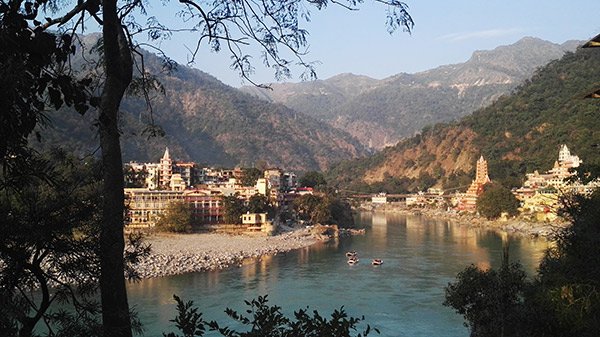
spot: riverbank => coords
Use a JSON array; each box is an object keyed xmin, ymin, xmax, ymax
[
  {"xmin": 359, "ymin": 203, "xmax": 568, "ymax": 238},
  {"xmin": 135, "ymin": 226, "xmax": 323, "ymax": 279}
]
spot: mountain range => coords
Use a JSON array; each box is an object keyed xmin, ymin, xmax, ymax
[
  {"xmin": 327, "ymin": 43, "xmax": 600, "ymax": 193},
  {"xmin": 36, "ymin": 36, "xmax": 585, "ymax": 173},
  {"xmin": 241, "ymin": 37, "xmax": 580, "ymax": 149},
  {"xmin": 36, "ymin": 36, "xmax": 367, "ymax": 171}
]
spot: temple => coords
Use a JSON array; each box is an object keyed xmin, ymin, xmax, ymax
[{"xmin": 457, "ymin": 156, "xmax": 491, "ymax": 211}]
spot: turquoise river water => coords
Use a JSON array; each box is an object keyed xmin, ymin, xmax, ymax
[{"xmin": 128, "ymin": 212, "xmax": 549, "ymax": 337}]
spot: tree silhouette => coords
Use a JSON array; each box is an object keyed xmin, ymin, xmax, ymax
[{"xmin": 1, "ymin": 1, "xmax": 413, "ymax": 336}]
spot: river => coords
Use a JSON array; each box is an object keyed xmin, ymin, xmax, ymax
[{"xmin": 128, "ymin": 212, "xmax": 549, "ymax": 337}]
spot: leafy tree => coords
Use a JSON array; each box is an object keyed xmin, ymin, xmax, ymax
[
  {"xmin": 3, "ymin": 2, "xmax": 413, "ymax": 336},
  {"xmin": 0, "ymin": 150, "xmax": 102, "ymax": 337},
  {"xmin": 293, "ymin": 193, "xmax": 354, "ymax": 227},
  {"xmin": 329, "ymin": 196, "xmax": 355, "ymax": 228},
  {"xmin": 528, "ymin": 190, "xmax": 600, "ymax": 336},
  {"xmin": 444, "ymin": 249, "xmax": 528, "ymax": 337},
  {"xmin": 247, "ymin": 194, "xmax": 271, "ymax": 214},
  {"xmin": 164, "ymin": 295, "xmax": 378, "ymax": 337},
  {"xmin": 241, "ymin": 168, "xmax": 262, "ymax": 187},
  {"xmin": 476, "ymin": 183, "xmax": 520, "ymax": 219},
  {"xmin": 294, "ymin": 194, "xmax": 328, "ymax": 224},
  {"xmin": 0, "ymin": 150, "xmax": 149, "ymax": 337},
  {"xmin": 156, "ymin": 201, "xmax": 193, "ymax": 233},
  {"xmin": 299, "ymin": 171, "xmax": 327, "ymax": 189},
  {"xmin": 222, "ymin": 195, "xmax": 245, "ymax": 224}
]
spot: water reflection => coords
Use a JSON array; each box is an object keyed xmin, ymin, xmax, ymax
[{"xmin": 128, "ymin": 212, "xmax": 549, "ymax": 337}]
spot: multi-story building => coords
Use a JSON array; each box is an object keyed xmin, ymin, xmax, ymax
[
  {"xmin": 125, "ymin": 188, "xmax": 224, "ymax": 227},
  {"xmin": 174, "ymin": 162, "xmax": 196, "ymax": 187},
  {"xmin": 185, "ymin": 190, "xmax": 223, "ymax": 224},
  {"xmin": 125, "ymin": 188, "xmax": 185, "ymax": 227}
]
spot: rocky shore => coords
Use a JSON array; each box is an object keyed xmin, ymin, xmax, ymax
[
  {"xmin": 135, "ymin": 227, "xmax": 322, "ymax": 279},
  {"xmin": 360, "ymin": 203, "xmax": 568, "ymax": 239}
]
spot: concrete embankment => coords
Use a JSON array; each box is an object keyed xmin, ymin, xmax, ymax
[{"xmin": 135, "ymin": 228, "xmax": 322, "ymax": 279}]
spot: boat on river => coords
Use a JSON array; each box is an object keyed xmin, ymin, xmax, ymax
[
  {"xmin": 345, "ymin": 251, "xmax": 357, "ymax": 257},
  {"xmin": 347, "ymin": 257, "xmax": 359, "ymax": 265},
  {"xmin": 371, "ymin": 259, "xmax": 383, "ymax": 266}
]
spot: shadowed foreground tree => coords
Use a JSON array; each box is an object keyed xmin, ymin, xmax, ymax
[
  {"xmin": 2, "ymin": 1, "xmax": 413, "ymax": 336},
  {"xmin": 0, "ymin": 149, "xmax": 149, "ymax": 337},
  {"xmin": 163, "ymin": 295, "xmax": 379, "ymax": 337},
  {"xmin": 528, "ymin": 189, "xmax": 600, "ymax": 336},
  {"xmin": 444, "ymin": 248, "xmax": 528, "ymax": 337},
  {"xmin": 447, "ymin": 186, "xmax": 600, "ymax": 336},
  {"xmin": 0, "ymin": 150, "xmax": 102, "ymax": 337}
]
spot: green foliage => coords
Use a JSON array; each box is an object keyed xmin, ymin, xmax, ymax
[
  {"xmin": 241, "ymin": 168, "xmax": 262, "ymax": 187},
  {"xmin": 163, "ymin": 295, "xmax": 206, "ymax": 337},
  {"xmin": 0, "ymin": 5, "xmax": 94, "ymax": 163},
  {"xmin": 529, "ymin": 190, "xmax": 600, "ymax": 336},
  {"xmin": 0, "ymin": 149, "xmax": 103, "ymax": 336},
  {"xmin": 442, "ymin": 170, "xmax": 473, "ymax": 191},
  {"xmin": 156, "ymin": 201, "xmax": 193, "ymax": 233},
  {"xmin": 163, "ymin": 295, "xmax": 378, "ymax": 337},
  {"xmin": 299, "ymin": 171, "xmax": 327, "ymax": 189},
  {"xmin": 124, "ymin": 166, "xmax": 148, "ymax": 188},
  {"xmin": 448, "ymin": 185, "xmax": 600, "ymax": 337},
  {"xmin": 294, "ymin": 194, "xmax": 329, "ymax": 224},
  {"xmin": 293, "ymin": 193, "xmax": 354, "ymax": 227},
  {"xmin": 444, "ymin": 251, "xmax": 528, "ymax": 337},
  {"xmin": 247, "ymin": 194, "xmax": 271, "ymax": 214},
  {"xmin": 222, "ymin": 195, "xmax": 245, "ymax": 224},
  {"xmin": 476, "ymin": 183, "xmax": 520, "ymax": 219}
]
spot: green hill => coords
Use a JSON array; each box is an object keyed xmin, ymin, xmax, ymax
[{"xmin": 328, "ymin": 45, "xmax": 600, "ymax": 193}]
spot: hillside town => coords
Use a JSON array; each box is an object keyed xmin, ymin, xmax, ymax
[
  {"xmin": 124, "ymin": 148, "xmax": 313, "ymax": 233},
  {"xmin": 367, "ymin": 144, "xmax": 598, "ymax": 222},
  {"xmin": 124, "ymin": 144, "xmax": 598, "ymax": 235}
]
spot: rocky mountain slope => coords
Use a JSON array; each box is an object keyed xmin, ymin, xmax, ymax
[
  {"xmin": 241, "ymin": 37, "xmax": 579, "ymax": 149},
  {"xmin": 35, "ymin": 40, "xmax": 367, "ymax": 171},
  {"xmin": 328, "ymin": 44, "xmax": 600, "ymax": 193}
]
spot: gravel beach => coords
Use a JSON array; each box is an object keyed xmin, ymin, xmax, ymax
[{"xmin": 135, "ymin": 227, "xmax": 321, "ymax": 279}]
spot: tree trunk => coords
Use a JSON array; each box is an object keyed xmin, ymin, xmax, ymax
[{"xmin": 99, "ymin": 1, "xmax": 133, "ymax": 336}]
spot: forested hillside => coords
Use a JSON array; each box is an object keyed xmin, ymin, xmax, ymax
[
  {"xmin": 329, "ymin": 45, "xmax": 600, "ymax": 193},
  {"xmin": 33, "ymin": 38, "xmax": 367, "ymax": 171}
]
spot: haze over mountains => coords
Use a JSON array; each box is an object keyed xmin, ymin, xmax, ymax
[
  {"xmin": 38, "ymin": 36, "xmax": 584, "ymax": 173},
  {"xmin": 241, "ymin": 37, "xmax": 580, "ymax": 149}
]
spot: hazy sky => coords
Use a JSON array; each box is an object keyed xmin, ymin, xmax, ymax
[{"xmin": 145, "ymin": 0, "xmax": 600, "ymax": 87}]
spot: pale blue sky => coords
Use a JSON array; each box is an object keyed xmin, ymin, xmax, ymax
[{"xmin": 144, "ymin": 1, "xmax": 600, "ymax": 87}]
